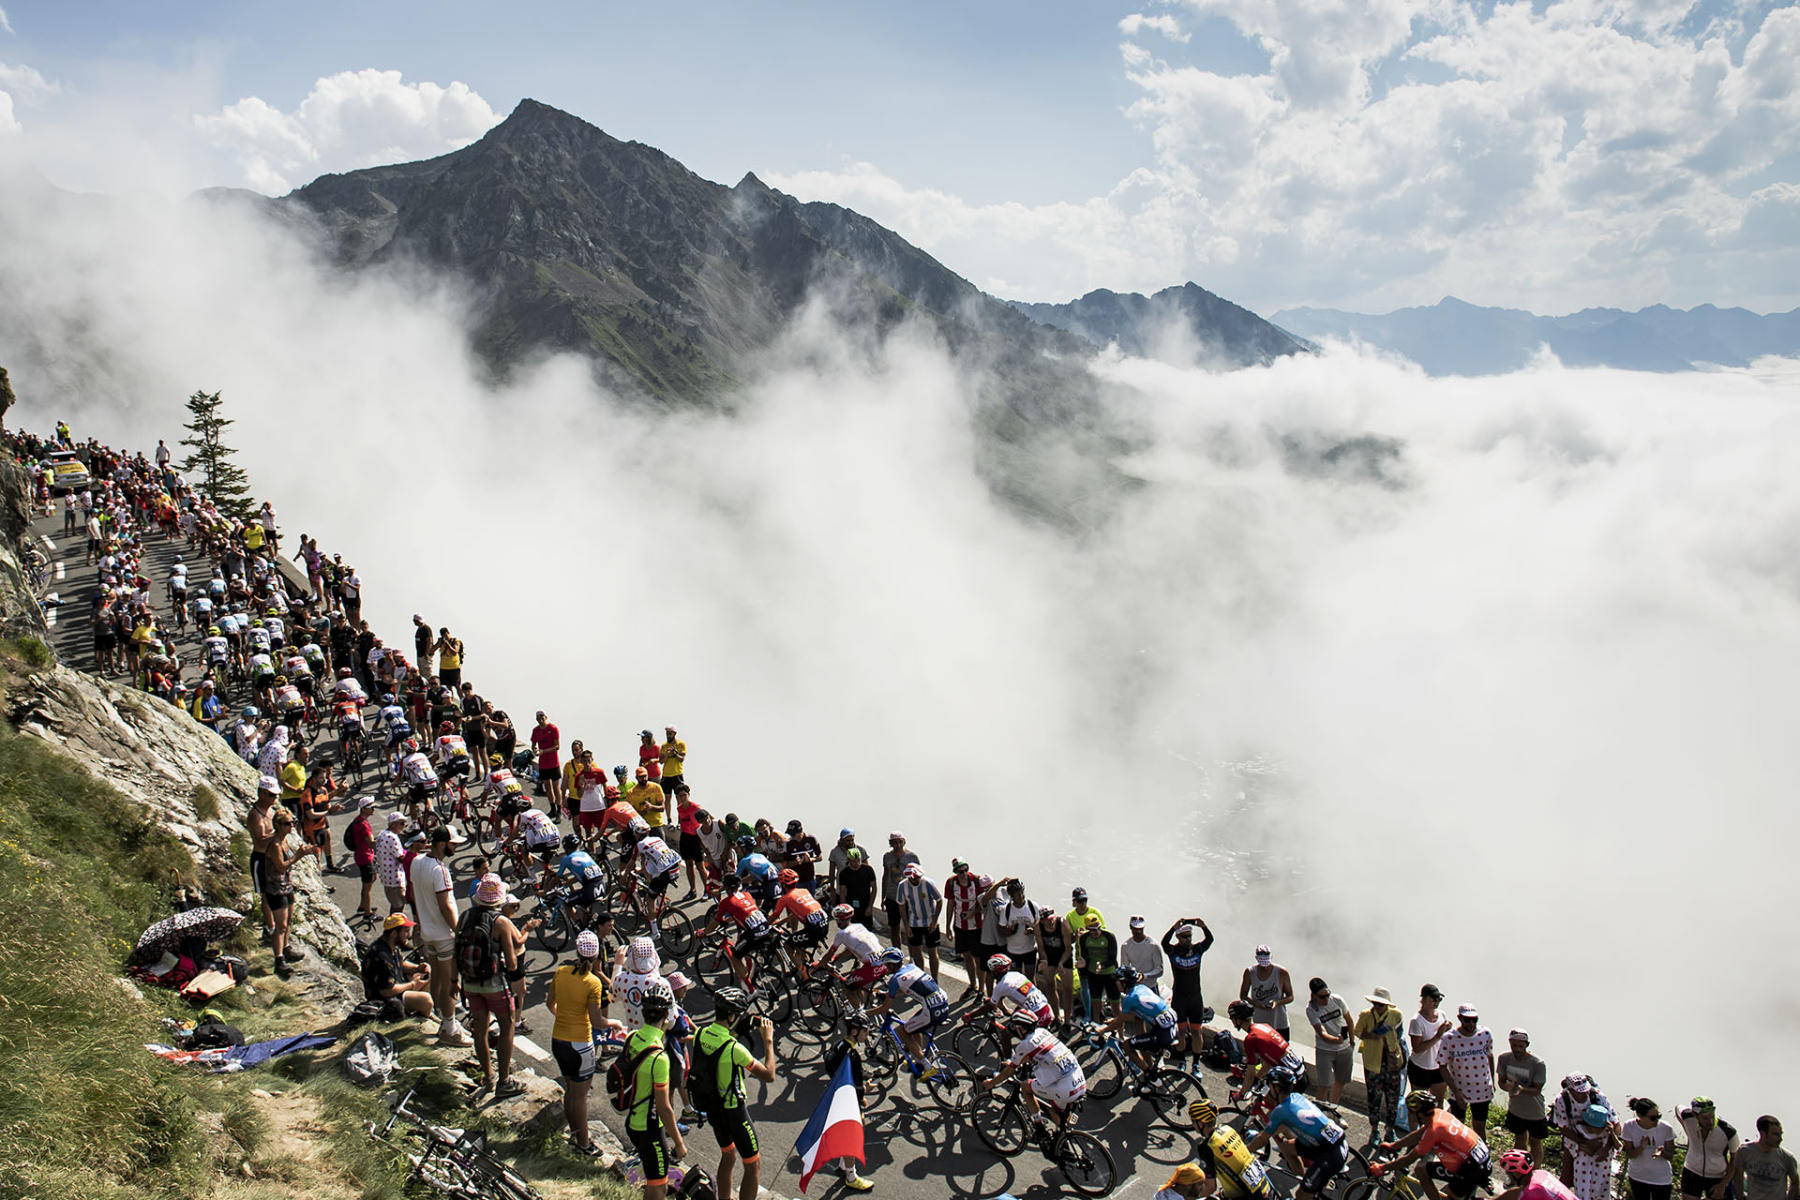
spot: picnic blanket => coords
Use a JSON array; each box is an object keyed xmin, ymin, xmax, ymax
[{"xmin": 147, "ymin": 1031, "xmax": 336, "ymax": 1073}]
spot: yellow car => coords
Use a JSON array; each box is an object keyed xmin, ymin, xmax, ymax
[{"xmin": 47, "ymin": 450, "xmax": 90, "ymax": 493}]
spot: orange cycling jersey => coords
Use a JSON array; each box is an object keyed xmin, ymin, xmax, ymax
[
  {"xmin": 1417, "ymin": 1110, "xmax": 1483, "ymax": 1172},
  {"xmin": 774, "ymin": 890, "xmax": 824, "ymax": 923},
  {"xmin": 600, "ymin": 802, "xmax": 640, "ymax": 834},
  {"xmin": 717, "ymin": 891, "xmax": 769, "ymax": 933}
]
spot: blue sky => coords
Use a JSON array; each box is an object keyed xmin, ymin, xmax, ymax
[{"xmin": 1, "ymin": 0, "xmax": 1797, "ymax": 314}]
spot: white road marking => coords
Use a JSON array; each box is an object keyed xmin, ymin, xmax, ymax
[
  {"xmin": 54, "ymin": 562, "xmax": 65, "ymax": 581},
  {"xmin": 39, "ymin": 534, "xmax": 55, "ymax": 551},
  {"xmin": 512, "ymin": 1033, "xmax": 551, "ymax": 1063}
]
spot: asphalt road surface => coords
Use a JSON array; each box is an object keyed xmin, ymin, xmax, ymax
[{"xmin": 34, "ymin": 508, "xmax": 1375, "ymax": 1199}]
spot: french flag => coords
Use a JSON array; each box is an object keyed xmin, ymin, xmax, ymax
[{"xmin": 794, "ymin": 1054, "xmax": 865, "ymax": 1193}]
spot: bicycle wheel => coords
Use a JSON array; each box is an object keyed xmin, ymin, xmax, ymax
[
  {"xmin": 462, "ymin": 1146, "xmax": 544, "ymax": 1200},
  {"xmin": 1084, "ymin": 1049, "xmax": 1126, "ymax": 1101},
  {"xmin": 695, "ymin": 944, "xmax": 734, "ymax": 992},
  {"xmin": 534, "ymin": 907, "xmax": 572, "ymax": 955},
  {"xmin": 655, "ymin": 906, "xmax": 694, "ymax": 958},
  {"xmin": 472, "ymin": 808, "xmax": 501, "ymax": 859},
  {"xmin": 1335, "ymin": 1146, "xmax": 1373, "ymax": 1194},
  {"xmin": 1339, "ymin": 1179, "xmax": 1392, "ymax": 1200},
  {"xmin": 1053, "ymin": 1129, "xmax": 1118, "ymax": 1197},
  {"xmin": 749, "ymin": 972, "xmax": 792, "ymax": 1024},
  {"xmin": 865, "ymin": 1027, "xmax": 901, "ymax": 1079},
  {"xmin": 923, "ymin": 1051, "xmax": 977, "ymax": 1113},
  {"xmin": 800, "ymin": 979, "xmax": 843, "ymax": 1034},
  {"xmin": 1143, "ymin": 1067, "xmax": 1204, "ymax": 1130},
  {"xmin": 972, "ymin": 1088, "xmax": 1028, "ymax": 1157},
  {"xmin": 952, "ymin": 1022, "xmax": 1005, "ymax": 1071}
]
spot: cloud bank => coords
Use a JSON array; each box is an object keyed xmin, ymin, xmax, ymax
[{"xmin": 1, "ymin": 186, "xmax": 1797, "ymax": 1122}]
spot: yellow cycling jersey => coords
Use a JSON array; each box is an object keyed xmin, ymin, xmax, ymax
[{"xmin": 1203, "ymin": 1126, "xmax": 1273, "ymax": 1199}]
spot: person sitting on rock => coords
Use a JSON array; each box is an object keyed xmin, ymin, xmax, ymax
[{"xmin": 361, "ymin": 912, "xmax": 434, "ymax": 1018}]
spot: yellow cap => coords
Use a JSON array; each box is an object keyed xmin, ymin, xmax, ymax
[{"xmin": 1165, "ymin": 1163, "xmax": 1207, "ymax": 1188}]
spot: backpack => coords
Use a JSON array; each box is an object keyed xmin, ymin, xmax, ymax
[
  {"xmin": 342, "ymin": 1031, "xmax": 400, "ymax": 1087},
  {"xmin": 688, "ymin": 1027, "xmax": 734, "ymax": 1116},
  {"xmin": 455, "ymin": 909, "xmax": 501, "ymax": 984},
  {"xmin": 607, "ymin": 1039, "xmax": 664, "ymax": 1113}
]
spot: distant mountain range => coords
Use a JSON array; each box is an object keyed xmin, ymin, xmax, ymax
[
  {"xmin": 1273, "ymin": 297, "xmax": 1800, "ymax": 375},
  {"xmin": 270, "ymin": 99, "xmax": 1305, "ymax": 407},
  {"xmin": 1010, "ymin": 285, "xmax": 1310, "ymax": 368}
]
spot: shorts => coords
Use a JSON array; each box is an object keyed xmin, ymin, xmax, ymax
[
  {"xmin": 552, "ymin": 1037, "xmax": 597, "ymax": 1082},
  {"xmin": 499, "ymin": 794, "xmax": 530, "ymax": 817},
  {"xmin": 708, "ymin": 1105, "xmax": 760, "ymax": 1161},
  {"xmin": 1407, "ymin": 1062, "xmax": 1444, "ymax": 1088},
  {"xmin": 628, "ymin": 1124, "xmax": 669, "ymax": 1185},
  {"xmin": 249, "ymin": 852, "xmax": 267, "ymax": 897},
  {"xmin": 647, "ymin": 868, "xmax": 678, "ymax": 896},
  {"xmin": 421, "ymin": 935, "xmax": 456, "ymax": 962},
  {"xmin": 1172, "ymin": 989, "xmax": 1209, "ymax": 1025},
  {"xmin": 357, "ymin": 862, "xmax": 375, "ymax": 882},
  {"xmin": 902, "ymin": 1003, "xmax": 949, "ymax": 1034},
  {"xmin": 408, "ymin": 782, "xmax": 436, "ymax": 804},
  {"xmin": 262, "ymin": 890, "xmax": 292, "ymax": 912},
  {"xmin": 1504, "ymin": 1111, "xmax": 1550, "ymax": 1139},
  {"xmin": 679, "ymin": 831, "xmax": 705, "ymax": 862},
  {"xmin": 1681, "ymin": 1170, "xmax": 1729, "ymax": 1198},
  {"xmin": 1131, "ymin": 1025, "xmax": 1179, "ymax": 1055},
  {"xmin": 906, "ymin": 926, "xmax": 940, "ymax": 948},
  {"xmin": 1631, "ymin": 1183, "xmax": 1674, "ymax": 1200},
  {"xmin": 467, "ymin": 988, "xmax": 515, "ymax": 1019},
  {"xmin": 576, "ymin": 810, "xmax": 604, "ymax": 831},
  {"xmin": 1033, "ymin": 1074, "xmax": 1087, "ymax": 1111},
  {"xmin": 1444, "ymin": 1150, "xmax": 1492, "ymax": 1200},
  {"xmin": 954, "ymin": 928, "xmax": 984, "ymax": 955},
  {"xmin": 1009, "ymin": 950, "xmax": 1038, "ymax": 976},
  {"xmin": 1447, "ymin": 1098, "xmax": 1490, "ymax": 1126},
  {"xmin": 730, "ymin": 932, "xmax": 774, "ymax": 962},
  {"xmin": 1297, "ymin": 1139, "xmax": 1350, "ymax": 1196},
  {"xmin": 443, "ymin": 758, "xmax": 470, "ymax": 779},
  {"xmin": 1316, "ymin": 1044, "xmax": 1355, "ymax": 1086}
]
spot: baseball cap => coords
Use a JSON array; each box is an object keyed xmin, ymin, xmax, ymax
[
  {"xmin": 839, "ymin": 828, "xmax": 855, "ymax": 839},
  {"xmin": 1509, "ymin": 1028, "xmax": 1530, "ymax": 1042},
  {"xmin": 1085, "ymin": 913, "xmax": 1103, "ymax": 928},
  {"xmin": 1255, "ymin": 944, "xmax": 1273, "ymax": 962},
  {"xmin": 1165, "ymin": 1164, "xmax": 1207, "ymax": 1188},
  {"xmin": 383, "ymin": 913, "xmax": 415, "ymax": 931},
  {"xmin": 1129, "ymin": 915, "xmax": 1146, "ymax": 928},
  {"xmin": 952, "ymin": 858, "xmax": 969, "ymax": 871},
  {"xmin": 640, "ymin": 729, "xmax": 653, "ymax": 738},
  {"xmin": 387, "ymin": 812, "xmax": 407, "ymax": 825},
  {"xmin": 1421, "ymin": 983, "xmax": 1444, "ymax": 1000},
  {"xmin": 429, "ymin": 827, "xmax": 451, "ymax": 844},
  {"xmin": 1457, "ymin": 1003, "xmax": 1479, "ymax": 1019},
  {"xmin": 358, "ymin": 796, "xmax": 375, "ymax": 809},
  {"xmin": 1071, "ymin": 886, "xmax": 1088, "ymax": 901}
]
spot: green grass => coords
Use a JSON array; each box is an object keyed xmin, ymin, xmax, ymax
[
  {"xmin": 192, "ymin": 783, "xmax": 223, "ymax": 823},
  {"xmin": 0, "ymin": 635, "xmax": 52, "ymax": 668}
]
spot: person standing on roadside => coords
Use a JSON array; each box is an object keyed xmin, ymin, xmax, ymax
[
  {"xmin": 264, "ymin": 809, "xmax": 301, "ymax": 976},
  {"xmin": 247, "ymin": 777, "xmax": 279, "ymax": 937},
  {"xmin": 839, "ymin": 847, "xmax": 877, "ymax": 927},
  {"xmin": 410, "ymin": 827, "xmax": 468, "ymax": 1047},
  {"xmin": 531, "ymin": 710, "xmax": 562, "ymax": 811},
  {"xmin": 412, "ymin": 615, "xmax": 434, "ymax": 676},
  {"xmin": 546, "ymin": 930, "xmax": 622, "ymax": 1158},
  {"xmin": 1622, "ymin": 1097, "xmax": 1677, "ymax": 1200},
  {"xmin": 1035, "ymin": 906, "xmax": 1075, "ymax": 1029},
  {"xmin": 435, "ymin": 627, "xmax": 463, "ymax": 688},
  {"xmin": 1306, "ymin": 978, "xmax": 1356, "ymax": 1106},
  {"xmin": 880, "ymin": 831, "xmax": 919, "ymax": 939},
  {"xmin": 1680, "ymin": 1097, "xmax": 1740, "ymax": 1200},
  {"xmin": 1121, "ymin": 915, "xmax": 1165, "ymax": 993},
  {"xmin": 344, "ymin": 796, "xmax": 377, "ymax": 922},
  {"xmin": 944, "ymin": 857, "xmax": 986, "ymax": 999},
  {"xmin": 659, "ymin": 725, "xmax": 686, "ymax": 794},
  {"xmin": 1075, "ymin": 912, "xmax": 1121, "ymax": 1020},
  {"xmin": 826, "ymin": 828, "xmax": 862, "ymax": 892},
  {"xmin": 694, "ymin": 988, "xmax": 779, "ymax": 1200},
  {"xmin": 1439, "ymin": 1003, "xmax": 1497, "ymax": 1137},
  {"xmin": 1354, "ymin": 986, "xmax": 1407, "ymax": 1147},
  {"xmin": 1240, "ymin": 945, "xmax": 1294, "ymax": 1045},
  {"xmin": 625, "ymin": 991, "xmax": 687, "ymax": 1200},
  {"xmin": 458, "ymin": 874, "xmax": 526, "ymax": 1099},
  {"xmin": 1736, "ymin": 1116, "xmax": 1798, "ymax": 1200},
  {"xmin": 1497, "ymin": 1028, "xmax": 1549, "ymax": 1166},
  {"xmin": 897, "ymin": 863, "xmax": 944, "ymax": 978},
  {"xmin": 1408, "ymin": 983, "xmax": 1452, "ymax": 1100}
]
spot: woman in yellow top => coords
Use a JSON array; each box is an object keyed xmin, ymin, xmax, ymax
[
  {"xmin": 545, "ymin": 930, "xmax": 621, "ymax": 1157},
  {"xmin": 243, "ymin": 522, "xmax": 264, "ymax": 553},
  {"xmin": 561, "ymin": 741, "xmax": 588, "ymax": 821},
  {"xmin": 436, "ymin": 627, "xmax": 464, "ymax": 688}
]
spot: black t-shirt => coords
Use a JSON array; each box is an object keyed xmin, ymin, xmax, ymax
[
  {"xmin": 840, "ymin": 863, "xmax": 876, "ymax": 907},
  {"xmin": 785, "ymin": 835, "xmax": 821, "ymax": 883},
  {"xmin": 415, "ymin": 626, "xmax": 433, "ymax": 657},
  {"xmin": 361, "ymin": 937, "xmax": 410, "ymax": 1000}
]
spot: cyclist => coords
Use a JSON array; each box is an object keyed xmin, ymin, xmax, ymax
[
  {"xmin": 1104, "ymin": 965, "xmax": 1181, "ymax": 1081},
  {"xmin": 698, "ymin": 873, "xmax": 774, "ymax": 991},
  {"xmin": 271, "ymin": 674, "xmax": 307, "ymax": 733},
  {"xmin": 483, "ymin": 753, "xmax": 532, "ymax": 836},
  {"xmin": 374, "ymin": 693, "xmax": 412, "ymax": 764},
  {"xmin": 1189, "ymin": 1100, "xmax": 1277, "ymax": 1199},
  {"xmin": 988, "ymin": 952, "xmax": 1055, "ymax": 1035},
  {"xmin": 397, "ymin": 737, "xmax": 440, "ymax": 824},
  {"xmin": 248, "ymin": 645, "xmax": 277, "ymax": 708},
  {"xmin": 1246, "ymin": 1066, "xmax": 1350, "ymax": 1199},
  {"xmin": 299, "ymin": 636, "xmax": 327, "ymax": 685},
  {"xmin": 980, "ymin": 1010, "xmax": 1087, "ymax": 1135},
  {"xmin": 1378, "ymin": 1090, "xmax": 1495, "ymax": 1200},
  {"xmin": 246, "ymin": 615, "xmax": 272, "ymax": 660},
  {"xmin": 873, "ymin": 946, "xmax": 950, "ymax": 1074},
  {"xmin": 822, "ymin": 903, "xmax": 889, "ymax": 1008},
  {"xmin": 201, "ymin": 624, "xmax": 230, "ymax": 680},
  {"xmin": 735, "ymin": 835, "xmax": 780, "ymax": 909},
  {"xmin": 190, "ymin": 589, "xmax": 214, "ymax": 635},
  {"xmin": 771, "ymin": 868, "xmax": 829, "ymax": 963},
  {"xmin": 433, "ymin": 720, "xmax": 473, "ymax": 812},
  {"xmin": 334, "ymin": 694, "xmax": 366, "ymax": 767},
  {"xmin": 1229, "ymin": 999, "xmax": 1307, "ymax": 1095},
  {"xmin": 282, "ymin": 647, "xmax": 314, "ymax": 695},
  {"xmin": 1492, "ymin": 1150, "xmax": 1577, "ymax": 1200},
  {"xmin": 629, "ymin": 830, "xmax": 684, "ymax": 913},
  {"xmin": 516, "ymin": 806, "xmax": 562, "ymax": 868},
  {"xmin": 333, "ymin": 665, "xmax": 369, "ymax": 704},
  {"xmin": 548, "ymin": 833, "xmax": 608, "ymax": 924}
]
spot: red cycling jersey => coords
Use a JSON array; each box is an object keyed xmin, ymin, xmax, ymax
[
  {"xmin": 1243, "ymin": 1023, "xmax": 1291, "ymax": 1068},
  {"xmin": 717, "ymin": 891, "xmax": 769, "ymax": 934}
]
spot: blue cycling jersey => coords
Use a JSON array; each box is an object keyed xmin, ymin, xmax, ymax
[
  {"xmin": 557, "ymin": 850, "xmax": 604, "ymax": 884},
  {"xmin": 738, "ymin": 852, "xmax": 778, "ymax": 881},
  {"xmin": 1123, "ymin": 984, "xmax": 1179, "ymax": 1030},
  {"xmin": 1266, "ymin": 1094, "xmax": 1344, "ymax": 1149}
]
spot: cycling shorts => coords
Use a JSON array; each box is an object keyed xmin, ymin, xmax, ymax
[
  {"xmin": 628, "ymin": 1125, "xmax": 669, "ymax": 1186},
  {"xmin": 646, "ymin": 867, "xmax": 678, "ymax": 896},
  {"xmin": 1171, "ymin": 988, "xmax": 1209, "ymax": 1025},
  {"xmin": 442, "ymin": 758, "xmax": 470, "ymax": 779},
  {"xmin": 408, "ymin": 782, "xmax": 436, "ymax": 803},
  {"xmin": 1296, "ymin": 1139, "xmax": 1348, "ymax": 1196},
  {"xmin": 498, "ymin": 793, "xmax": 531, "ymax": 817},
  {"xmin": 572, "ymin": 878, "xmax": 604, "ymax": 907},
  {"xmin": 1443, "ymin": 1149, "xmax": 1492, "ymax": 1199},
  {"xmin": 707, "ymin": 1104, "xmax": 760, "ymax": 1161},
  {"xmin": 901, "ymin": 1001, "xmax": 949, "ymax": 1034},
  {"xmin": 730, "ymin": 929, "xmax": 774, "ymax": 961},
  {"xmin": 1031, "ymin": 1073, "xmax": 1087, "ymax": 1111},
  {"xmin": 1130, "ymin": 1026, "xmax": 1179, "ymax": 1054}
]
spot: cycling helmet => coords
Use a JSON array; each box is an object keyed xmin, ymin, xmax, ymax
[
  {"xmin": 1227, "ymin": 1000, "xmax": 1254, "ymax": 1022},
  {"xmin": 404, "ymin": 737, "xmax": 420, "ymax": 752},
  {"xmin": 627, "ymin": 816, "xmax": 650, "ymax": 837},
  {"xmin": 1189, "ymin": 1099, "xmax": 1219, "ymax": 1125},
  {"xmin": 640, "ymin": 992, "xmax": 673, "ymax": 1025},
  {"xmin": 1266, "ymin": 1064, "xmax": 1298, "ymax": 1091},
  {"xmin": 208, "ymin": 625, "xmax": 221, "ymax": 635},
  {"xmin": 713, "ymin": 986, "xmax": 748, "ymax": 1017},
  {"xmin": 986, "ymin": 953, "xmax": 1014, "ymax": 975},
  {"xmin": 1117, "ymin": 966, "xmax": 1142, "ymax": 989},
  {"xmin": 877, "ymin": 947, "xmax": 905, "ymax": 967},
  {"xmin": 562, "ymin": 834, "xmax": 580, "ymax": 852},
  {"xmin": 488, "ymin": 753, "xmax": 503, "ymax": 766},
  {"xmin": 614, "ymin": 764, "xmax": 628, "ymax": 779},
  {"xmin": 1581, "ymin": 1102, "xmax": 1614, "ymax": 1129},
  {"xmin": 736, "ymin": 833, "xmax": 756, "ymax": 848},
  {"xmin": 1406, "ymin": 1089, "xmax": 1438, "ymax": 1112},
  {"xmin": 832, "ymin": 903, "xmax": 854, "ymax": 920},
  {"xmin": 173, "ymin": 554, "xmax": 183, "ymax": 563},
  {"xmin": 1499, "ymin": 1151, "xmax": 1533, "ymax": 1179},
  {"xmin": 274, "ymin": 674, "xmax": 287, "ymax": 685},
  {"xmin": 438, "ymin": 720, "xmax": 454, "ymax": 733},
  {"xmin": 337, "ymin": 667, "xmax": 352, "ymax": 678},
  {"xmin": 240, "ymin": 705, "xmax": 257, "ymax": 718},
  {"xmin": 777, "ymin": 868, "xmax": 799, "ymax": 887},
  {"xmin": 1006, "ymin": 1011, "xmax": 1040, "ymax": 1040},
  {"xmin": 380, "ymin": 693, "xmax": 395, "ymax": 706},
  {"xmin": 251, "ymin": 618, "xmax": 263, "ymax": 627}
]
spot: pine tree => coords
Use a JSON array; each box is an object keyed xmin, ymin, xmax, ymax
[{"xmin": 178, "ymin": 389, "xmax": 256, "ymax": 520}]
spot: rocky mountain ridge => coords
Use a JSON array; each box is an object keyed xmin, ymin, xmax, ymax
[{"xmin": 1010, "ymin": 282, "xmax": 1311, "ymax": 368}]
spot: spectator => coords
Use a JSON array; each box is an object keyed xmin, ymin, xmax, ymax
[
  {"xmin": 637, "ymin": 729, "xmax": 663, "ymax": 785},
  {"xmin": 694, "ymin": 988, "xmax": 779, "ymax": 1200},
  {"xmin": 995, "ymin": 877, "xmax": 1042, "ymax": 977},
  {"xmin": 880, "ymin": 831, "xmax": 919, "ymax": 937},
  {"xmin": 1120, "ymin": 915, "xmax": 1165, "ymax": 993},
  {"xmin": 361, "ymin": 912, "xmax": 433, "ymax": 1017},
  {"xmin": 826, "ymin": 828, "xmax": 862, "ymax": 890},
  {"xmin": 1408, "ymin": 983, "xmax": 1452, "ymax": 1099},
  {"xmin": 1551, "ymin": 1075, "xmax": 1615, "ymax": 1200},
  {"xmin": 247, "ymin": 777, "xmax": 279, "ymax": 936},
  {"xmin": 1354, "ymin": 986, "xmax": 1407, "ymax": 1147},
  {"xmin": 435, "ymin": 627, "xmax": 463, "ymax": 688},
  {"xmin": 695, "ymin": 808, "xmax": 730, "ymax": 877},
  {"xmin": 1497, "ymin": 1028, "xmax": 1549, "ymax": 1167},
  {"xmin": 344, "ymin": 796, "xmax": 377, "ymax": 922},
  {"xmin": 412, "ymin": 614, "xmax": 434, "ymax": 673},
  {"xmin": 1439, "ymin": 1003, "xmax": 1497, "ymax": 1137},
  {"xmin": 561, "ymin": 740, "xmax": 588, "ymax": 821},
  {"xmin": 1036, "ymin": 906, "xmax": 1075, "ymax": 1029},
  {"xmin": 546, "ymin": 930, "xmax": 620, "ymax": 1157},
  {"xmin": 660, "ymin": 725, "xmax": 686, "ymax": 794},
  {"xmin": 410, "ymin": 827, "xmax": 468, "ymax": 1046},
  {"xmin": 1305, "ymin": 977, "xmax": 1356, "ymax": 1106},
  {"xmin": 1157, "ymin": 1164, "xmax": 1210, "ymax": 1200},
  {"xmin": 264, "ymin": 809, "xmax": 301, "ymax": 976},
  {"xmin": 895, "ymin": 863, "xmax": 944, "ymax": 978},
  {"xmin": 821, "ymin": 1015, "xmax": 875, "ymax": 1193},
  {"xmin": 1239, "ymin": 945, "xmax": 1295, "ymax": 1044},
  {"xmin": 1680, "ymin": 1097, "xmax": 1740, "ymax": 1200},
  {"xmin": 459, "ymin": 874, "xmax": 525, "ymax": 1099},
  {"xmin": 487, "ymin": 707, "xmax": 517, "ymax": 767},
  {"xmin": 1069, "ymin": 886, "xmax": 1105, "ymax": 931},
  {"xmin": 531, "ymin": 710, "xmax": 562, "ymax": 811},
  {"xmin": 612, "ymin": 936, "xmax": 675, "ymax": 1032},
  {"xmin": 1623, "ymin": 1097, "xmax": 1678, "ymax": 1200},
  {"xmin": 783, "ymin": 818, "xmax": 821, "ymax": 891},
  {"xmin": 1163, "ymin": 918, "xmax": 1216, "ymax": 1069},
  {"xmin": 374, "ymin": 812, "xmax": 408, "ymax": 916},
  {"xmin": 624, "ymin": 991, "xmax": 686, "ymax": 1200},
  {"xmin": 1735, "ymin": 1116, "xmax": 1797, "ymax": 1200},
  {"xmin": 943, "ymin": 858, "xmax": 986, "ymax": 1000},
  {"xmin": 838, "ymin": 847, "xmax": 877, "ymax": 926},
  {"xmin": 1075, "ymin": 912, "xmax": 1121, "ymax": 1020},
  {"xmin": 627, "ymin": 765, "xmax": 666, "ymax": 831},
  {"xmin": 459, "ymin": 682, "xmax": 487, "ymax": 764}
]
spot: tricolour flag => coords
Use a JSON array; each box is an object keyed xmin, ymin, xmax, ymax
[{"xmin": 794, "ymin": 1054, "xmax": 864, "ymax": 1193}]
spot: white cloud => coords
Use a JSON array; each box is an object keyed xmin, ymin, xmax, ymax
[
  {"xmin": 0, "ymin": 89, "xmax": 16, "ymax": 137},
  {"xmin": 195, "ymin": 68, "xmax": 500, "ymax": 193},
  {"xmin": 1118, "ymin": 12, "xmax": 1192, "ymax": 42},
  {"xmin": 0, "ymin": 6, "xmax": 12, "ymax": 35},
  {"xmin": 0, "ymin": 62, "xmax": 58, "ymax": 106},
  {"xmin": 776, "ymin": 1, "xmax": 1800, "ymax": 313}
]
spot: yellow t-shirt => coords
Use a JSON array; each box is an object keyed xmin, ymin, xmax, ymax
[
  {"xmin": 243, "ymin": 525, "xmax": 264, "ymax": 551},
  {"xmin": 550, "ymin": 964, "xmax": 609, "ymax": 1043},
  {"xmin": 659, "ymin": 739, "xmax": 686, "ymax": 777},
  {"xmin": 627, "ymin": 780, "xmax": 666, "ymax": 827},
  {"xmin": 279, "ymin": 761, "xmax": 307, "ymax": 803},
  {"xmin": 438, "ymin": 639, "xmax": 462, "ymax": 671}
]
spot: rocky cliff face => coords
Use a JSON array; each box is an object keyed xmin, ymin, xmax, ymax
[{"xmin": 0, "ymin": 460, "xmax": 52, "ymax": 645}]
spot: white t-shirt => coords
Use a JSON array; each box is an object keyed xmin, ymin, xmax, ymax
[
  {"xmin": 998, "ymin": 900, "xmax": 1040, "ymax": 954},
  {"xmin": 1306, "ymin": 992, "xmax": 1354, "ymax": 1049},
  {"xmin": 1408, "ymin": 1011, "xmax": 1449, "ymax": 1069},
  {"xmin": 1622, "ymin": 1120, "xmax": 1675, "ymax": 1185},
  {"xmin": 832, "ymin": 922, "xmax": 882, "ymax": 964},
  {"xmin": 1436, "ymin": 1026, "xmax": 1495, "ymax": 1101},
  {"xmin": 410, "ymin": 854, "xmax": 457, "ymax": 943}
]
